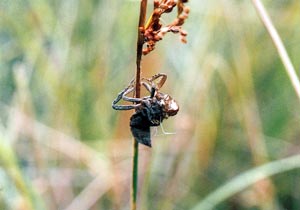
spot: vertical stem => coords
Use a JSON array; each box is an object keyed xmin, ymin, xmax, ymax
[
  {"xmin": 132, "ymin": 140, "xmax": 139, "ymax": 210},
  {"xmin": 132, "ymin": 1, "xmax": 147, "ymax": 210},
  {"xmin": 135, "ymin": 0, "xmax": 147, "ymax": 97},
  {"xmin": 251, "ymin": 0, "xmax": 300, "ymax": 101}
]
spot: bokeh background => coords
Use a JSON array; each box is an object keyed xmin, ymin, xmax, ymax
[{"xmin": 1, "ymin": 0, "xmax": 300, "ymax": 210}]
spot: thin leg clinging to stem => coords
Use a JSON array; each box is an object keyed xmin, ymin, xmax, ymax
[
  {"xmin": 141, "ymin": 81, "xmax": 152, "ymax": 93},
  {"xmin": 122, "ymin": 87, "xmax": 142, "ymax": 103},
  {"xmin": 112, "ymin": 86, "xmax": 142, "ymax": 110},
  {"xmin": 146, "ymin": 73, "xmax": 167, "ymax": 89},
  {"xmin": 141, "ymin": 73, "xmax": 167, "ymax": 98},
  {"xmin": 141, "ymin": 81, "xmax": 156, "ymax": 98}
]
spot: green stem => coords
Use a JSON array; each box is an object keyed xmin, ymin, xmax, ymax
[
  {"xmin": 131, "ymin": 140, "xmax": 139, "ymax": 210},
  {"xmin": 190, "ymin": 154, "xmax": 300, "ymax": 210},
  {"xmin": 131, "ymin": 1, "xmax": 147, "ymax": 210},
  {"xmin": 251, "ymin": 0, "xmax": 300, "ymax": 100},
  {"xmin": 0, "ymin": 135, "xmax": 35, "ymax": 210}
]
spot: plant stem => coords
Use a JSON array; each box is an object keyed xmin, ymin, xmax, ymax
[
  {"xmin": 132, "ymin": 1, "xmax": 147, "ymax": 210},
  {"xmin": 0, "ymin": 136, "xmax": 35, "ymax": 210},
  {"xmin": 190, "ymin": 154, "xmax": 300, "ymax": 210},
  {"xmin": 131, "ymin": 140, "xmax": 139, "ymax": 210},
  {"xmin": 251, "ymin": 0, "xmax": 300, "ymax": 101}
]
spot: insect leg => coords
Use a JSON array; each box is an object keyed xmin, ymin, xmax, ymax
[
  {"xmin": 112, "ymin": 79, "xmax": 148, "ymax": 110},
  {"xmin": 159, "ymin": 123, "xmax": 176, "ymax": 135},
  {"xmin": 122, "ymin": 87, "xmax": 142, "ymax": 103},
  {"xmin": 112, "ymin": 86, "xmax": 141, "ymax": 110},
  {"xmin": 112, "ymin": 104, "xmax": 141, "ymax": 110},
  {"xmin": 148, "ymin": 73, "xmax": 167, "ymax": 89},
  {"xmin": 141, "ymin": 81, "xmax": 152, "ymax": 93},
  {"xmin": 141, "ymin": 81, "xmax": 156, "ymax": 98}
]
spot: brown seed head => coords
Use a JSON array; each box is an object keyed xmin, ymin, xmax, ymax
[{"xmin": 142, "ymin": 0, "xmax": 190, "ymax": 55}]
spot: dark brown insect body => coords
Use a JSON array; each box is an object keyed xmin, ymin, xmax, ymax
[{"xmin": 112, "ymin": 73, "xmax": 179, "ymax": 147}]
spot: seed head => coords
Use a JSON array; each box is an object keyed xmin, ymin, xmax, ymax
[{"xmin": 142, "ymin": 0, "xmax": 190, "ymax": 55}]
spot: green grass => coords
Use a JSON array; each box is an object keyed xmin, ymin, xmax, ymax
[{"xmin": 1, "ymin": 0, "xmax": 300, "ymax": 209}]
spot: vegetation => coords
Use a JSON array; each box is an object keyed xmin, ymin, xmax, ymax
[{"xmin": 0, "ymin": 1, "xmax": 300, "ymax": 209}]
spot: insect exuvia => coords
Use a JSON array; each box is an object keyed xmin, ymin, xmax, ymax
[{"xmin": 112, "ymin": 73, "xmax": 179, "ymax": 147}]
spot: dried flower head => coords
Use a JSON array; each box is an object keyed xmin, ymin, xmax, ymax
[{"xmin": 142, "ymin": 0, "xmax": 190, "ymax": 55}]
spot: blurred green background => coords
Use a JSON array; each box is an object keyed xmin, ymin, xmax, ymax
[{"xmin": 1, "ymin": 0, "xmax": 300, "ymax": 210}]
